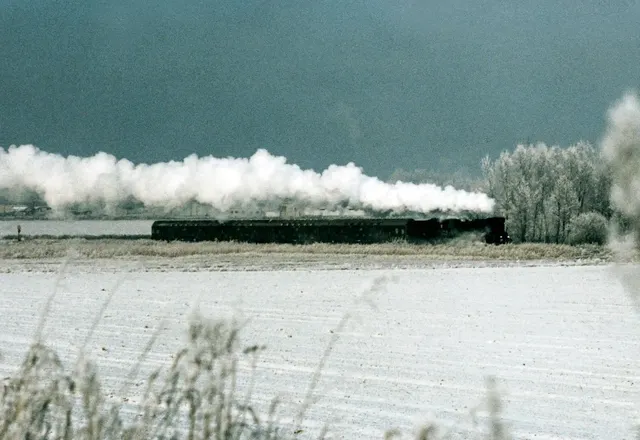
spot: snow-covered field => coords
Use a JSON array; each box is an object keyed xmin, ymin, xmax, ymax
[{"xmin": 1, "ymin": 260, "xmax": 639, "ymax": 439}]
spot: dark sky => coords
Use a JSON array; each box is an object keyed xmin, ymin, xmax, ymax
[{"xmin": 1, "ymin": 0, "xmax": 639, "ymax": 178}]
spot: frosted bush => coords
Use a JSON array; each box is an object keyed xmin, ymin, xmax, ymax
[{"xmin": 568, "ymin": 212, "xmax": 609, "ymax": 245}]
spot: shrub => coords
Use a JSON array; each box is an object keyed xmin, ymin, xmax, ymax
[{"xmin": 568, "ymin": 211, "xmax": 609, "ymax": 245}]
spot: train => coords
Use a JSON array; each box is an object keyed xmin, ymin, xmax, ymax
[{"xmin": 150, "ymin": 216, "xmax": 511, "ymax": 245}]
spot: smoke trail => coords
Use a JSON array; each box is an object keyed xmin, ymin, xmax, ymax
[{"xmin": 0, "ymin": 145, "xmax": 495, "ymax": 215}]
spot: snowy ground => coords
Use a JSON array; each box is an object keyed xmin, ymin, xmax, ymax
[
  {"xmin": 0, "ymin": 219, "xmax": 153, "ymax": 236},
  {"xmin": 1, "ymin": 260, "xmax": 639, "ymax": 439}
]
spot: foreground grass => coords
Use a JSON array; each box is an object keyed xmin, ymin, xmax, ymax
[
  {"xmin": 0, "ymin": 305, "xmax": 511, "ymax": 440},
  {"xmin": 1, "ymin": 315, "xmax": 290, "ymax": 440},
  {"xmin": 0, "ymin": 237, "xmax": 617, "ymax": 262}
]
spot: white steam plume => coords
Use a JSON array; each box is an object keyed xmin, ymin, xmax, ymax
[
  {"xmin": 601, "ymin": 91, "xmax": 640, "ymax": 220},
  {"xmin": 0, "ymin": 145, "xmax": 495, "ymax": 215},
  {"xmin": 601, "ymin": 91, "xmax": 640, "ymax": 310}
]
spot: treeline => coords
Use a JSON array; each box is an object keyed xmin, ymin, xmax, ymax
[
  {"xmin": 389, "ymin": 141, "xmax": 616, "ymax": 245},
  {"xmin": 481, "ymin": 141, "xmax": 613, "ymax": 244}
]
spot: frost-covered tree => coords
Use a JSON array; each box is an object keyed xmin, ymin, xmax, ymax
[{"xmin": 482, "ymin": 141, "xmax": 612, "ymax": 244}]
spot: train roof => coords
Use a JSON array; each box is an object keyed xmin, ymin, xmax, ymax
[
  {"xmin": 152, "ymin": 216, "xmax": 505, "ymax": 227},
  {"xmin": 152, "ymin": 218, "xmax": 418, "ymax": 227}
]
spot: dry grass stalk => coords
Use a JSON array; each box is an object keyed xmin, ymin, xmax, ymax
[{"xmin": 0, "ymin": 313, "xmax": 291, "ymax": 440}]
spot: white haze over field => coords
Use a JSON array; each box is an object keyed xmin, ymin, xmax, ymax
[
  {"xmin": 602, "ymin": 91, "xmax": 640, "ymax": 221},
  {"xmin": 601, "ymin": 91, "xmax": 640, "ymax": 309},
  {"xmin": 0, "ymin": 146, "xmax": 495, "ymax": 215}
]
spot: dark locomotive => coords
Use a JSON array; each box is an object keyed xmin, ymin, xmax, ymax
[{"xmin": 151, "ymin": 216, "xmax": 511, "ymax": 245}]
